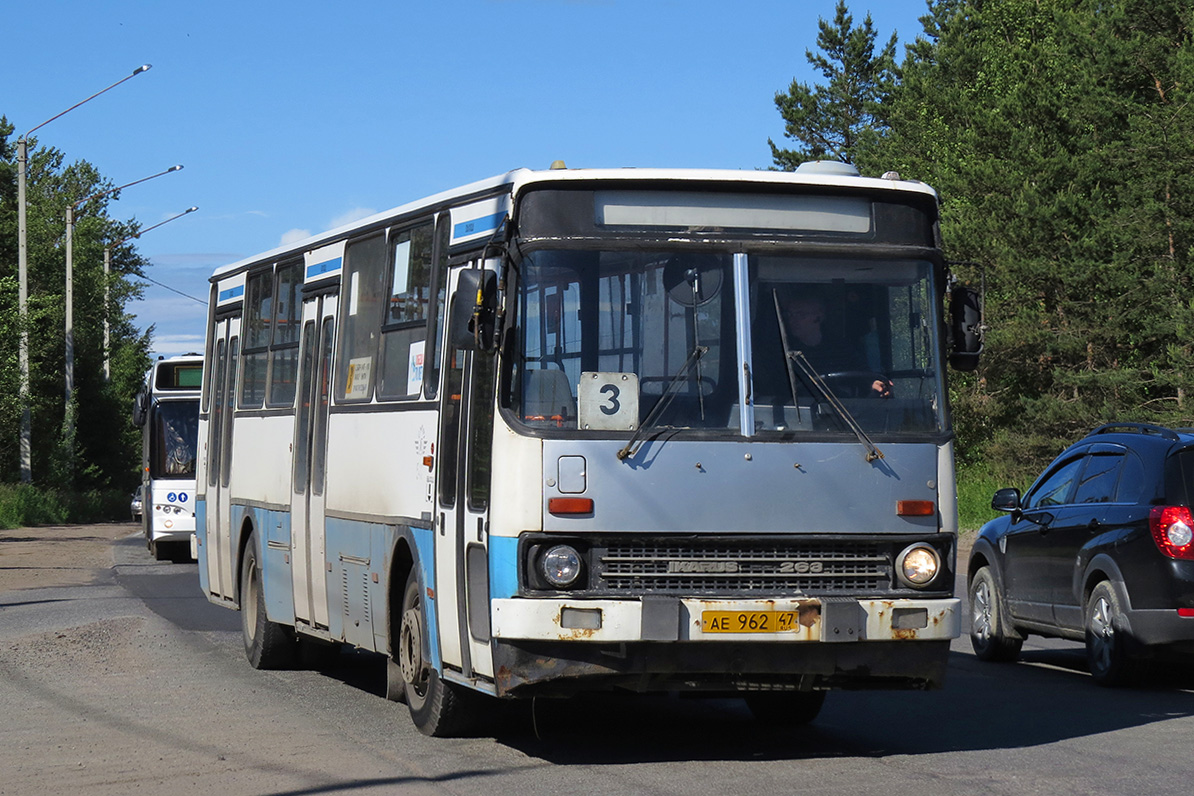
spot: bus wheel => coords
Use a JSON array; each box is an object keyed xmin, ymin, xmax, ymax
[
  {"xmin": 240, "ymin": 533, "xmax": 296, "ymax": 670},
  {"xmin": 398, "ymin": 570, "xmax": 470, "ymax": 736},
  {"xmin": 744, "ymin": 691, "xmax": 826, "ymax": 726},
  {"xmin": 150, "ymin": 538, "xmax": 172, "ymax": 561}
]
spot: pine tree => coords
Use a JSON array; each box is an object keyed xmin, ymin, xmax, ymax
[
  {"xmin": 877, "ymin": 0, "xmax": 1194, "ymax": 477},
  {"xmin": 769, "ymin": 0, "xmax": 899, "ymax": 170}
]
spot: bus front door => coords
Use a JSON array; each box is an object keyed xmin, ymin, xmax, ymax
[
  {"xmin": 291, "ymin": 296, "xmax": 336, "ymax": 631},
  {"xmin": 206, "ymin": 316, "xmax": 240, "ymax": 600},
  {"xmin": 434, "ymin": 269, "xmax": 497, "ymax": 682}
]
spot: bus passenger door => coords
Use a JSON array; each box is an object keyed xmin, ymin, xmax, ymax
[
  {"xmin": 291, "ymin": 295, "xmax": 336, "ymax": 630},
  {"xmin": 206, "ymin": 316, "xmax": 240, "ymax": 599},
  {"xmin": 434, "ymin": 269, "xmax": 497, "ymax": 681}
]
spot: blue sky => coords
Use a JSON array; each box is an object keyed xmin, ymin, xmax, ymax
[{"xmin": 4, "ymin": 0, "xmax": 932, "ymax": 357}]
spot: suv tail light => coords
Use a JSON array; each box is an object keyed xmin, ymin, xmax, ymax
[{"xmin": 1150, "ymin": 506, "xmax": 1194, "ymax": 559}]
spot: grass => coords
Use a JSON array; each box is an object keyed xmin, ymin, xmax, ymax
[
  {"xmin": 956, "ymin": 466, "xmax": 1014, "ymax": 533},
  {"xmin": 0, "ymin": 484, "xmax": 129, "ymax": 530}
]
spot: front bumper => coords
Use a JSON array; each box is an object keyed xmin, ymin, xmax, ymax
[
  {"xmin": 490, "ymin": 597, "xmax": 958, "ymax": 697},
  {"xmin": 492, "ymin": 596, "xmax": 960, "ymax": 643}
]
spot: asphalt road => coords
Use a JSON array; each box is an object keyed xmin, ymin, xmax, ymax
[{"xmin": 2, "ymin": 528, "xmax": 1194, "ymax": 795}]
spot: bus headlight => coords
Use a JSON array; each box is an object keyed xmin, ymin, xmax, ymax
[
  {"xmin": 541, "ymin": 545, "xmax": 583, "ymax": 588},
  {"xmin": 896, "ymin": 544, "xmax": 940, "ymax": 588}
]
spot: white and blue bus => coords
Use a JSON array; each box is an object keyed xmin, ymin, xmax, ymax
[
  {"xmin": 133, "ymin": 354, "xmax": 203, "ymax": 562},
  {"xmin": 195, "ymin": 163, "xmax": 983, "ymax": 735}
]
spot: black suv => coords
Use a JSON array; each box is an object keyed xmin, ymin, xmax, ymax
[{"xmin": 967, "ymin": 423, "xmax": 1194, "ymax": 685}]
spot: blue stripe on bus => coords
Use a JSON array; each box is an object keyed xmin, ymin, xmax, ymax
[
  {"xmin": 489, "ymin": 535, "xmax": 519, "ymax": 600},
  {"xmin": 218, "ymin": 285, "xmax": 244, "ymax": 302},
  {"xmin": 306, "ymin": 257, "xmax": 342, "ymax": 279},
  {"xmin": 453, "ymin": 212, "xmax": 504, "ymax": 240}
]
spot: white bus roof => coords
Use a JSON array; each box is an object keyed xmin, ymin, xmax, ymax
[{"xmin": 211, "ymin": 166, "xmax": 938, "ymax": 282}]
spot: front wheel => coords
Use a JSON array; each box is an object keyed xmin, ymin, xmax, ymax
[
  {"xmin": 969, "ymin": 567, "xmax": 1024, "ymax": 662},
  {"xmin": 240, "ymin": 533, "xmax": 297, "ymax": 669},
  {"xmin": 397, "ymin": 570, "xmax": 472, "ymax": 736},
  {"xmin": 1086, "ymin": 581, "xmax": 1134, "ymax": 687}
]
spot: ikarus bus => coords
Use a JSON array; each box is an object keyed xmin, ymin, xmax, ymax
[
  {"xmin": 133, "ymin": 354, "xmax": 203, "ymax": 562},
  {"xmin": 195, "ymin": 162, "xmax": 983, "ymax": 736}
]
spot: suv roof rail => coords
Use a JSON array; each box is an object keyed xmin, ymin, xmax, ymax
[{"xmin": 1089, "ymin": 422, "xmax": 1180, "ymax": 441}]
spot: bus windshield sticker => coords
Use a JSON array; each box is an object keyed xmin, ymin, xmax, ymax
[{"xmin": 578, "ymin": 372, "xmax": 639, "ymax": 431}]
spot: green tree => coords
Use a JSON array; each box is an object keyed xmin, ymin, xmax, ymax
[
  {"xmin": 0, "ymin": 116, "xmax": 153, "ymax": 492},
  {"xmin": 769, "ymin": 0, "xmax": 899, "ymax": 170},
  {"xmin": 878, "ymin": 0, "xmax": 1194, "ymax": 478}
]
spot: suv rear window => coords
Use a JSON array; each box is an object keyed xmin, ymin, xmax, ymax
[{"xmin": 1164, "ymin": 448, "xmax": 1194, "ymax": 506}]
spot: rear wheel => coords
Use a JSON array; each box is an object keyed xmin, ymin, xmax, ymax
[
  {"xmin": 969, "ymin": 567, "xmax": 1024, "ymax": 662},
  {"xmin": 1086, "ymin": 581, "xmax": 1134, "ymax": 687},
  {"xmin": 744, "ymin": 691, "xmax": 826, "ymax": 726},
  {"xmin": 240, "ymin": 533, "xmax": 297, "ymax": 669},
  {"xmin": 398, "ymin": 570, "xmax": 471, "ymax": 736}
]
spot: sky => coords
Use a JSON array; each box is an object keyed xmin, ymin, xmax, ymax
[{"xmin": 4, "ymin": 0, "xmax": 933, "ymax": 358}]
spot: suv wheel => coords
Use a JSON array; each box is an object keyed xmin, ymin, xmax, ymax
[
  {"xmin": 1085, "ymin": 581, "xmax": 1134, "ymax": 687},
  {"xmin": 969, "ymin": 567, "xmax": 1024, "ymax": 662}
]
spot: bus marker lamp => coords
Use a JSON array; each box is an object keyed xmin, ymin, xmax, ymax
[
  {"xmin": 897, "ymin": 500, "xmax": 935, "ymax": 517},
  {"xmin": 548, "ymin": 497, "xmax": 593, "ymax": 515},
  {"xmin": 541, "ymin": 545, "xmax": 583, "ymax": 588},
  {"xmin": 561, "ymin": 607, "xmax": 602, "ymax": 630}
]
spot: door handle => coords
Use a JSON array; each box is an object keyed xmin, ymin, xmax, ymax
[{"xmin": 1088, "ymin": 518, "xmax": 1101, "ymax": 531}]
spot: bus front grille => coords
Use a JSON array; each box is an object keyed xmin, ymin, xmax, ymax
[{"xmin": 595, "ymin": 540, "xmax": 892, "ymax": 595}]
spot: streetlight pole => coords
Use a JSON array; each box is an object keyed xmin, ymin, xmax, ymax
[
  {"xmin": 102, "ymin": 206, "xmax": 198, "ymax": 380},
  {"xmin": 66, "ymin": 165, "xmax": 182, "ymax": 408},
  {"xmin": 15, "ymin": 63, "xmax": 151, "ymax": 483}
]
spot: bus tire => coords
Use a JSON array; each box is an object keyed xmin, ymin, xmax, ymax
[
  {"xmin": 744, "ymin": 691, "xmax": 826, "ymax": 726},
  {"xmin": 398, "ymin": 570, "xmax": 470, "ymax": 736},
  {"xmin": 385, "ymin": 657, "xmax": 407, "ymax": 703},
  {"xmin": 240, "ymin": 533, "xmax": 296, "ymax": 670},
  {"xmin": 150, "ymin": 539, "xmax": 171, "ymax": 561}
]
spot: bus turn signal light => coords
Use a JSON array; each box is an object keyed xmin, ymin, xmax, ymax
[
  {"xmin": 548, "ymin": 497, "xmax": 594, "ymax": 515},
  {"xmin": 897, "ymin": 500, "xmax": 935, "ymax": 517}
]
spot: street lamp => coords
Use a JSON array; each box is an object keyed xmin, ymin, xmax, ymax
[
  {"xmin": 101, "ymin": 206, "xmax": 198, "ymax": 380},
  {"xmin": 15, "ymin": 63, "xmax": 151, "ymax": 483},
  {"xmin": 66, "ymin": 165, "xmax": 183, "ymax": 412}
]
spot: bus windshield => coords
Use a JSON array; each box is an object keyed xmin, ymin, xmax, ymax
[
  {"xmin": 512, "ymin": 248, "xmax": 944, "ymax": 436},
  {"xmin": 151, "ymin": 400, "xmax": 200, "ymax": 478}
]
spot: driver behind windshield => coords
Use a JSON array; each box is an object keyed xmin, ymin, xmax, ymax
[{"xmin": 774, "ymin": 288, "xmax": 892, "ymax": 399}]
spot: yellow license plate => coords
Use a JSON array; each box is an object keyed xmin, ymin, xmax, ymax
[{"xmin": 701, "ymin": 610, "xmax": 804, "ymax": 634}]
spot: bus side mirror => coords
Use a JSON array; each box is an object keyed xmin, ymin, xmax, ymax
[
  {"xmin": 949, "ymin": 286, "xmax": 983, "ymax": 372},
  {"xmin": 131, "ymin": 390, "xmax": 149, "ymax": 427},
  {"xmin": 448, "ymin": 269, "xmax": 498, "ymax": 352}
]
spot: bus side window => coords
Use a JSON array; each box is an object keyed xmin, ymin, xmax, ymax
[
  {"xmin": 335, "ymin": 234, "xmax": 386, "ymax": 402},
  {"xmin": 240, "ymin": 269, "xmax": 273, "ymax": 408},
  {"xmin": 378, "ymin": 222, "xmax": 434, "ymax": 399},
  {"xmin": 267, "ymin": 261, "xmax": 303, "ymax": 407}
]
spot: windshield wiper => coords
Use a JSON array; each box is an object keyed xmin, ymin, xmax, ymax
[
  {"xmin": 771, "ymin": 291, "xmax": 883, "ymax": 463},
  {"xmin": 617, "ymin": 345, "xmax": 708, "ymax": 461},
  {"xmin": 788, "ymin": 350, "xmax": 885, "ymax": 462}
]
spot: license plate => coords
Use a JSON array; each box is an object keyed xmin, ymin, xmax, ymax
[{"xmin": 701, "ymin": 610, "xmax": 804, "ymax": 634}]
